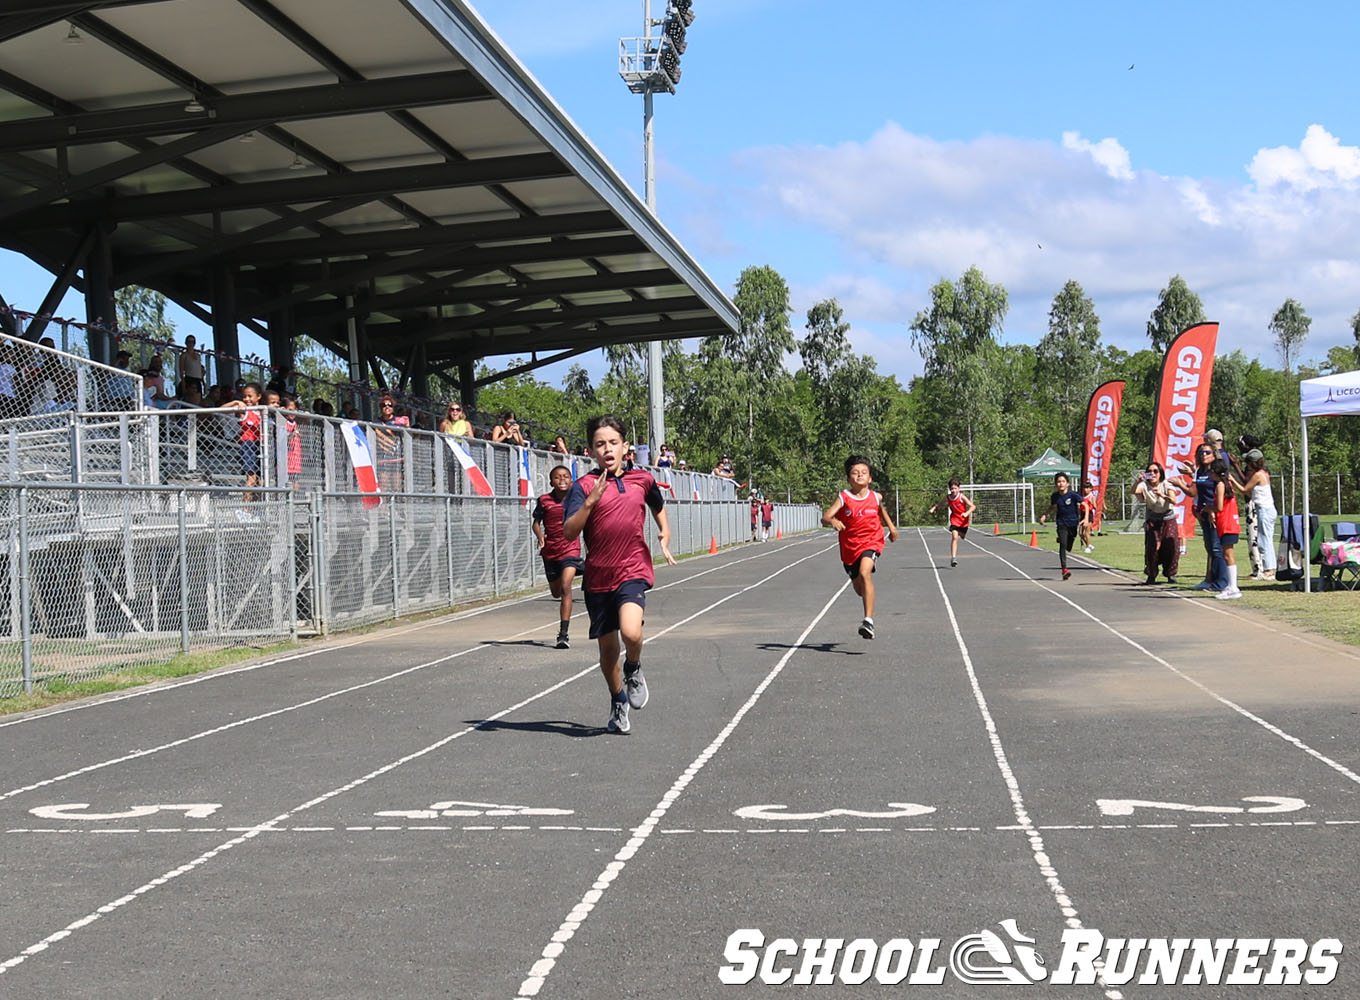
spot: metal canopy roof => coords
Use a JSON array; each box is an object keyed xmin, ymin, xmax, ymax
[{"xmin": 0, "ymin": 0, "xmax": 738, "ymax": 383}]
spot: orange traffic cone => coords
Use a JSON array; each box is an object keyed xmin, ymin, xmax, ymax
[
  {"xmin": 775, "ymin": 527, "xmax": 782, "ymax": 539},
  {"xmin": 993, "ymin": 523, "xmax": 1000, "ymax": 535},
  {"xmin": 709, "ymin": 536, "xmax": 718, "ymax": 554},
  {"xmin": 1029, "ymin": 530, "xmax": 1039, "ymax": 548}
]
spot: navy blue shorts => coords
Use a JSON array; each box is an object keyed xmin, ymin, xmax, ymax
[
  {"xmin": 843, "ymin": 550, "xmax": 879, "ymax": 580},
  {"xmin": 1218, "ymin": 532, "xmax": 1240, "ymax": 547},
  {"xmin": 584, "ymin": 579, "xmax": 649, "ymax": 638},
  {"xmin": 543, "ymin": 556, "xmax": 584, "ymax": 583},
  {"xmin": 240, "ymin": 440, "xmax": 260, "ymax": 474}
]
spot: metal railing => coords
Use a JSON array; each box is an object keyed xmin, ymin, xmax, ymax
[
  {"xmin": 0, "ymin": 480, "xmax": 822, "ymax": 697},
  {"xmin": 0, "ymin": 330, "xmax": 144, "ymax": 416}
]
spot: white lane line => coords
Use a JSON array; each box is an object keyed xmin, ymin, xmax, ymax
[
  {"xmin": 920, "ymin": 529, "xmax": 1124, "ymax": 1000},
  {"xmin": 0, "ymin": 534, "xmax": 819, "ymax": 731},
  {"xmin": 0, "ymin": 539, "xmax": 825, "ymax": 804},
  {"xmin": 7, "ymin": 818, "xmax": 1357, "ymax": 837},
  {"xmin": 975, "ymin": 539, "xmax": 1360, "ymax": 790},
  {"xmin": 0, "ymin": 543, "xmax": 833, "ymax": 979},
  {"xmin": 987, "ymin": 533, "xmax": 1360, "ymax": 662},
  {"xmin": 513, "ymin": 577, "xmax": 852, "ymax": 999}
]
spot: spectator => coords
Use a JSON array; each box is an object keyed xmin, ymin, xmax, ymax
[
  {"xmin": 761, "ymin": 495, "xmax": 775, "ymax": 542},
  {"xmin": 179, "ymin": 382, "xmax": 204, "ymax": 407},
  {"xmin": 656, "ymin": 443, "xmax": 674, "ymax": 469},
  {"xmin": 1133, "ymin": 461, "xmax": 1185, "ymax": 584},
  {"xmin": 284, "ymin": 395, "xmax": 303, "ymax": 489},
  {"xmin": 626, "ymin": 445, "xmax": 638, "ymax": 471},
  {"xmin": 1178, "ymin": 442, "xmax": 1228, "ymax": 592},
  {"xmin": 312, "ymin": 398, "xmax": 335, "ymax": 417},
  {"xmin": 491, "ymin": 411, "xmax": 525, "ymax": 445},
  {"xmin": 440, "ymin": 400, "xmax": 471, "ymax": 436},
  {"xmin": 0, "ymin": 342, "xmax": 18, "ymax": 418},
  {"xmin": 344, "ymin": 406, "xmax": 361, "ymax": 421},
  {"xmin": 713, "ymin": 454, "xmax": 735, "ymax": 478},
  {"xmin": 178, "ymin": 335, "xmax": 205, "ymax": 395},
  {"xmin": 372, "ymin": 394, "xmax": 407, "ymax": 493},
  {"xmin": 750, "ymin": 494, "xmax": 760, "ymax": 542},
  {"xmin": 221, "ymin": 381, "xmax": 264, "ymax": 500},
  {"xmin": 675, "ymin": 458, "xmax": 687, "ymax": 471},
  {"xmin": 141, "ymin": 355, "xmax": 172, "ymax": 407},
  {"xmin": 549, "ymin": 434, "xmax": 570, "ymax": 455},
  {"xmin": 1234, "ymin": 449, "xmax": 1276, "ymax": 581}
]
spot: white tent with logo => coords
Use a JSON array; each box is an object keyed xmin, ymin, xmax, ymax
[{"xmin": 1300, "ymin": 369, "xmax": 1360, "ymax": 592}]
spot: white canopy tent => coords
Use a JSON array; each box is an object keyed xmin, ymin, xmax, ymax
[{"xmin": 1299, "ymin": 369, "xmax": 1360, "ymax": 592}]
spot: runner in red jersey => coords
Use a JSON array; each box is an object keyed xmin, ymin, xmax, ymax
[
  {"xmin": 821, "ymin": 455, "xmax": 898, "ymax": 640},
  {"xmin": 533, "ymin": 465, "xmax": 584, "ymax": 649},
  {"xmin": 929, "ymin": 478, "xmax": 977, "ymax": 567},
  {"xmin": 563, "ymin": 415, "xmax": 676, "ymax": 735}
]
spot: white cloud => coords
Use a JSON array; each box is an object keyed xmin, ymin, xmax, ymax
[
  {"xmin": 1062, "ymin": 131, "xmax": 1134, "ymax": 181},
  {"xmin": 1248, "ymin": 124, "xmax": 1360, "ymax": 191},
  {"xmin": 730, "ymin": 123, "xmax": 1360, "ymax": 373}
]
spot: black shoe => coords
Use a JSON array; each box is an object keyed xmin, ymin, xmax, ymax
[
  {"xmin": 950, "ymin": 559, "xmax": 957, "ymax": 567},
  {"xmin": 555, "ymin": 625, "xmax": 570, "ymax": 649},
  {"xmin": 1144, "ymin": 575, "xmax": 1157, "ymax": 585},
  {"xmin": 858, "ymin": 618, "xmax": 875, "ymax": 640}
]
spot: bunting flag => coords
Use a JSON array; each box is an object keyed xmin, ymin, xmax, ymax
[
  {"xmin": 1149, "ymin": 322, "xmax": 1219, "ymax": 539},
  {"xmin": 442, "ymin": 435, "xmax": 493, "ymax": 497},
  {"xmin": 340, "ymin": 420, "xmax": 382, "ymax": 509},
  {"xmin": 1081, "ymin": 380, "xmax": 1125, "ymax": 532},
  {"xmin": 518, "ymin": 446, "xmax": 532, "ymax": 505}
]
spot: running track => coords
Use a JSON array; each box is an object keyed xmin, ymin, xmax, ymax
[{"xmin": 2, "ymin": 530, "xmax": 1358, "ymax": 998}]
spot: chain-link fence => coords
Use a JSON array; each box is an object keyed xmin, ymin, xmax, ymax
[
  {"xmin": 1, "ymin": 481, "xmax": 822, "ymax": 697},
  {"xmin": 0, "ymin": 330, "xmax": 143, "ymax": 416}
]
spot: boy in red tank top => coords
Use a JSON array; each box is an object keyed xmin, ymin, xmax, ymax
[
  {"xmin": 929, "ymin": 477, "xmax": 976, "ymax": 567},
  {"xmin": 821, "ymin": 455, "xmax": 898, "ymax": 639}
]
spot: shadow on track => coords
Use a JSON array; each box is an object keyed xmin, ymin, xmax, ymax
[
  {"xmin": 755, "ymin": 641, "xmax": 864, "ymax": 656},
  {"xmin": 467, "ymin": 719, "xmax": 604, "ymax": 738}
]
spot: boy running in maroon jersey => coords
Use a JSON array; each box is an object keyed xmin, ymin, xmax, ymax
[
  {"xmin": 822, "ymin": 455, "xmax": 899, "ymax": 639},
  {"xmin": 929, "ymin": 478, "xmax": 976, "ymax": 567},
  {"xmin": 533, "ymin": 465, "xmax": 584, "ymax": 649},
  {"xmin": 563, "ymin": 415, "xmax": 676, "ymax": 735}
]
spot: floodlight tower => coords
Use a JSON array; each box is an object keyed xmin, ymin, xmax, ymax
[{"xmin": 620, "ymin": 0, "xmax": 693, "ymax": 463}]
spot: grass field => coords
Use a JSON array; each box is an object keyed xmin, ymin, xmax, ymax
[{"xmin": 1027, "ymin": 525, "xmax": 1360, "ymax": 648}]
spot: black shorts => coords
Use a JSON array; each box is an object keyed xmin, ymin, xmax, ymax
[
  {"xmin": 843, "ymin": 550, "xmax": 880, "ymax": 580},
  {"xmin": 542, "ymin": 556, "xmax": 584, "ymax": 583},
  {"xmin": 1218, "ymin": 532, "xmax": 1240, "ymax": 547},
  {"xmin": 584, "ymin": 579, "xmax": 649, "ymax": 638},
  {"xmin": 950, "ymin": 524, "xmax": 969, "ymax": 538}
]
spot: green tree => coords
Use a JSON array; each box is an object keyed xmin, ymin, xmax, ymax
[
  {"xmin": 909, "ymin": 266, "xmax": 1009, "ymax": 482},
  {"xmin": 697, "ymin": 265, "xmax": 796, "ymax": 487},
  {"xmin": 1145, "ymin": 275, "xmax": 1206, "ymax": 356},
  {"xmin": 800, "ymin": 298, "xmax": 851, "ymax": 394},
  {"xmin": 1036, "ymin": 280, "xmax": 1103, "ymax": 456},
  {"xmin": 1268, "ymin": 298, "xmax": 1310, "ymax": 374},
  {"xmin": 1351, "ymin": 308, "xmax": 1360, "ymax": 365},
  {"xmin": 115, "ymin": 286, "xmax": 176, "ymax": 340}
]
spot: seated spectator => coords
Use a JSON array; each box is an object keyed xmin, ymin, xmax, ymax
[
  {"xmin": 491, "ymin": 411, "xmax": 525, "ymax": 445},
  {"xmin": 440, "ymin": 400, "xmax": 471, "ymax": 436},
  {"xmin": 0, "ymin": 342, "xmax": 19, "ymax": 418},
  {"xmin": 312, "ymin": 398, "xmax": 335, "ymax": 417},
  {"xmin": 141, "ymin": 355, "xmax": 173, "ymax": 407}
]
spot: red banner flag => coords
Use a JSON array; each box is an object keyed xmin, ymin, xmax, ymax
[
  {"xmin": 1081, "ymin": 380, "xmax": 1125, "ymax": 532},
  {"xmin": 1149, "ymin": 323, "xmax": 1219, "ymax": 539}
]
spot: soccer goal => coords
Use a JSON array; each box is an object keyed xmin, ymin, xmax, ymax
[{"xmin": 961, "ymin": 482, "xmax": 1036, "ymax": 534}]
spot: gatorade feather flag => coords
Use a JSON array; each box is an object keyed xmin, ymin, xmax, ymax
[
  {"xmin": 1081, "ymin": 379, "xmax": 1125, "ymax": 532},
  {"xmin": 340, "ymin": 420, "xmax": 382, "ymax": 509},
  {"xmin": 442, "ymin": 435, "xmax": 493, "ymax": 497},
  {"xmin": 1149, "ymin": 322, "xmax": 1219, "ymax": 540},
  {"xmin": 518, "ymin": 446, "xmax": 532, "ymax": 505}
]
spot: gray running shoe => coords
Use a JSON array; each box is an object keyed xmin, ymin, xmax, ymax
[
  {"xmin": 623, "ymin": 663, "xmax": 649, "ymax": 709},
  {"xmin": 555, "ymin": 625, "xmax": 570, "ymax": 650},
  {"xmin": 858, "ymin": 618, "xmax": 875, "ymax": 640},
  {"xmin": 606, "ymin": 697, "xmax": 631, "ymax": 734}
]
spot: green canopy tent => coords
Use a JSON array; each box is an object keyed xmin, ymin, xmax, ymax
[{"xmin": 1019, "ymin": 447, "xmax": 1080, "ymax": 482}]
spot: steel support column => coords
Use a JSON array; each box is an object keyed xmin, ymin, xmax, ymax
[
  {"xmin": 211, "ymin": 265, "xmax": 240, "ymax": 385},
  {"xmin": 82, "ymin": 224, "xmax": 116, "ymax": 364}
]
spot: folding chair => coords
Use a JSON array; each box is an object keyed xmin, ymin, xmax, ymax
[
  {"xmin": 1320, "ymin": 530, "xmax": 1360, "ymax": 591},
  {"xmin": 1332, "ymin": 521, "xmax": 1359, "ymax": 541},
  {"xmin": 1278, "ymin": 514, "xmax": 1323, "ymax": 591}
]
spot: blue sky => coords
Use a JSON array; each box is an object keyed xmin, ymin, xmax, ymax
[{"xmin": 6, "ymin": 0, "xmax": 1359, "ymax": 384}]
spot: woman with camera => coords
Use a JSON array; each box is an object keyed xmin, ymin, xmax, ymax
[
  {"xmin": 492, "ymin": 411, "xmax": 526, "ymax": 446},
  {"xmin": 1134, "ymin": 461, "xmax": 1186, "ymax": 584}
]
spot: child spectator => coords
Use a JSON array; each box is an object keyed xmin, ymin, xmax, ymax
[
  {"xmin": 533, "ymin": 465, "xmax": 584, "ymax": 650},
  {"xmin": 562, "ymin": 414, "xmax": 676, "ymax": 735},
  {"xmin": 760, "ymin": 495, "xmax": 775, "ymax": 542},
  {"xmin": 284, "ymin": 395, "xmax": 303, "ymax": 489},
  {"xmin": 1212, "ymin": 458, "xmax": 1243, "ymax": 599},
  {"xmin": 222, "ymin": 381, "xmax": 264, "ymax": 499},
  {"xmin": 822, "ymin": 455, "xmax": 899, "ymax": 639}
]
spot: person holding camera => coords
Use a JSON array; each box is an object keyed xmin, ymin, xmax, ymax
[
  {"xmin": 713, "ymin": 454, "xmax": 735, "ymax": 479},
  {"xmin": 1134, "ymin": 461, "xmax": 1186, "ymax": 584},
  {"xmin": 492, "ymin": 411, "xmax": 526, "ymax": 446}
]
